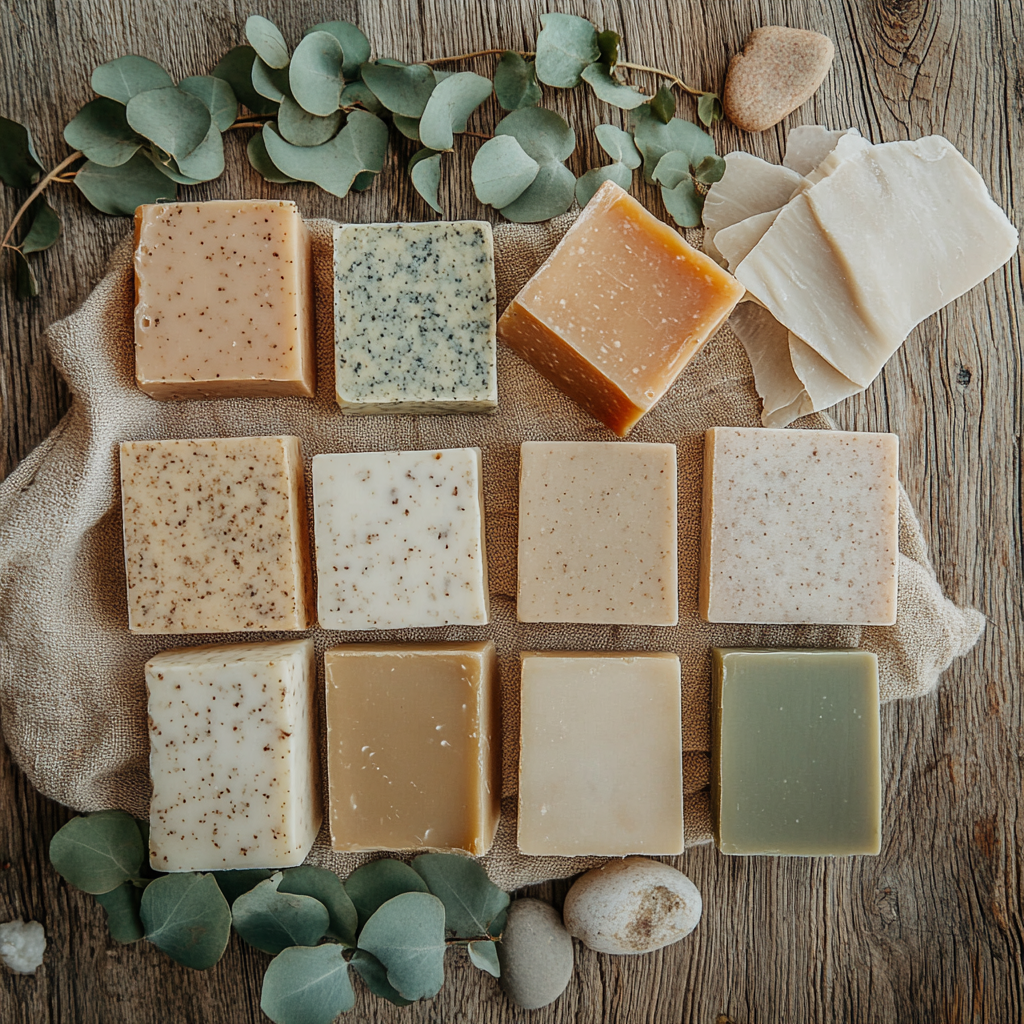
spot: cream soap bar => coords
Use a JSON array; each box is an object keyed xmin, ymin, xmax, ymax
[
  {"xmin": 146, "ymin": 639, "xmax": 320, "ymax": 871},
  {"xmin": 120, "ymin": 435, "xmax": 314, "ymax": 633},
  {"xmin": 333, "ymin": 221, "xmax": 497, "ymax": 414},
  {"xmin": 134, "ymin": 200, "xmax": 315, "ymax": 400},
  {"xmin": 700, "ymin": 427, "xmax": 899, "ymax": 625},
  {"xmin": 325, "ymin": 642, "xmax": 500, "ymax": 854},
  {"xmin": 497, "ymin": 180, "xmax": 745, "ymax": 437},
  {"xmin": 517, "ymin": 441, "xmax": 678, "ymax": 625},
  {"xmin": 518, "ymin": 652, "xmax": 684, "ymax": 857},
  {"xmin": 312, "ymin": 448, "xmax": 489, "ymax": 630}
]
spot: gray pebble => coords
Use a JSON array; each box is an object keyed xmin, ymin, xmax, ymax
[{"xmin": 496, "ymin": 898, "xmax": 574, "ymax": 1010}]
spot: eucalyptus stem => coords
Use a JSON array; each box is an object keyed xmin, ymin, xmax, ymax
[
  {"xmin": 424, "ymin": 48, "xmax": 534, "ymax": 65},
  {"xmin": 617, "ymin": 60, "xmax": 704, "ymax": 97},
  {"xmin": 0, "ymin": 149, "xmax": 83, "ymax": 252}
]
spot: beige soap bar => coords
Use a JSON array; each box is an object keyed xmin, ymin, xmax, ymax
[
  {"xmin": 517, "ymin": 441, "xmax": 678, "ymax": 625},
  {"xmin": 134, "ymin": 200, "xmax": 315, "ymax": 400},
  {"xmin": 518, "ymin": 652, "xmax": 684, "ymax": 857},
  {"xmin": 147, "ymin": 639, "xmax": 320, "ymax": 871},
  {"xmin": 700, "ymin": 427, "xmax": 899, "ymax": 625},
  {"xmin": 325, "ymin": 642, "xmax": 500, "ymax": 855},
  {"xmin": 120, "ymin": 435, "xmax": 314, "ymax": 633},
  {"xmin": 498, "ymin": 180, "xmax": 744, "ymax": 437}
]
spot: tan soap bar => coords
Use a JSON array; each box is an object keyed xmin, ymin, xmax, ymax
[
  {"xmin": 497, "ymin": 180, "xmax": 744, "ymax": 436},
  {"xmin": 518, "ymin": 652, "xmax": 684, "ymax": 856},
  {"xmin": 517, "ymin": 441, "xmax": 678, "ymax": 625},
  {"xmin": 147, "ymin": 639, "xmax": 320, "ymax": 871},
  {"xmin": 133, "ymin": 200, "xmax": 315, "ymax": 400},
  {"xmin": 700, "ymin": 427, "xmax": 899, "ymax": 625},
  {"xmin": 120, "ymin": 435, "xmax": 314, "ymax": 633},
  {"xmin": 325, "ymin": 642, "xmax": 501, "ymax": 855}
]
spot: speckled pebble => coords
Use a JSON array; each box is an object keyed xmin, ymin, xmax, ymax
[{"xmin": 497, "ymin": 899, "xmax": 574, "ymax": 1009}]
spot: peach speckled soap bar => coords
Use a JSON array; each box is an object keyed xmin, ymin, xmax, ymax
[
  {"xmin": 497, "ymin": 180, "xmax": 745, "ymax": 436},
  {"xmin": 120, "ymin": 435, "xmax": 314, "ymax": 633},
  {"xmin": 700, "ymin": 427, "xmax": 899, "ymax": 625},
  {"xmin": 133, "ymin": 200, "xmax": 315, "ymax": 400}
]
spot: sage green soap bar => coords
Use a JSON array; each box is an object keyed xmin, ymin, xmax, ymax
[{"xmin": 712, "ymin": 649, "xmax": 881, "ymax": 856}]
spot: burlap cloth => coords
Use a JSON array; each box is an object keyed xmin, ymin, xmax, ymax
[{"xmin": 0, "ymin": 216, "xmax": 985, "ymax": 891}]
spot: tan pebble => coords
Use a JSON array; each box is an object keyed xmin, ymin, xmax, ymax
[{"xmin": 723, "ymin": 26, "xmax": 835, "ymax": 132}]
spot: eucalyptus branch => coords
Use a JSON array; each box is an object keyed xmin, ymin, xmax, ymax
[
  {"xmin": 617, "ymin": 61, "xmax": 704, "ymax": 97},
  {"xmin": 424, "ymin": 48, "xmax": 534, "ymax": 65},
  {"xmin": 0, "ymin": 150, "xmax": 82, "ymax": 252}
]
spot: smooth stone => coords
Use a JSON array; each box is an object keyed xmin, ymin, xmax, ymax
[
  {"xmin": 723, "ymin": 26, "xmax": 835, "ymax": 132},
  {"xmin": 562, "ymin": 857, "xmax": 702, "ymax": 955},
  {"xmin": 496, "ymin": 898, "xmax": 574, "ymax": 1009}
]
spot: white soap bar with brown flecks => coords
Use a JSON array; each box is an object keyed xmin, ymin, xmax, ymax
[
  {"xmin": 700, "ymin": 427, "xmax": 899, "ymax": 625},
  {"xmin": 146, "ymin": 639, "xmax": 321, "ymax": 872},
  {"xmin": 312, "ymin": 448, "xmax": 489, "ymax": 630},
  {"xmin": 120, "ymin": 435, "xmax": 314, "ymax": 633}
]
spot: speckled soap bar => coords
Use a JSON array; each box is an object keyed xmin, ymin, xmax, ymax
[
  {"xmin": 700, "ymin": 427, "xmax": 899, "ymax": 625},
  {"xmin": 146, "ymin": 639, "xmax": 321, "ymax": 871},
  {"xmin": 312, "ymin": 447, "xmax": 489, "ymax": 630},
  {"xmin": 517, "ymin": 441, "xmax": 678, "ymax": 625},
  {"xmin": 134, "ymin": 200, "xmax": 315, "ymax": 400},
  {"xmin": 120, "ymin": 435, "xmax": 314, "ymax": 633},
  {"xmin": 333, "ymin": 221, "xmax": 497, "ymax": 414}
]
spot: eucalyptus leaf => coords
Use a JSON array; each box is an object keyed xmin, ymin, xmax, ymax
[
  {"xmin": 594, "ymin": 123, "xmax": 641, "ymax": 168},
  {"xmin": 277, "ymin": 97, "xmax": 341, "ymax": 147},
  {"xmin": 126, "ymin": 87, "xmax": 211, "ymax": 161},
  {"xmin": 650, "ymin": 150, "xmax": 693, "ymax": 190},
  {"xmin": 48, "ymin": 810, "xmax": 145, "ymax": 894},
  {"xmin": 632, "ymin": 105, "xmax": 716, "ymax": 183},
  {"xmin": 494, "ymin": 51, "xmax": 542, "ymax": 111},
  {"xmin": 63, "ymin": 98, "xmax": 143, "ymax": 167},
  {"xmin": 0, "ymin": 117, "xmax": 45, "ymax": 188},
  {"xmin": 418, "ymin": 71, "xmax": 492, "ymax": 151},
  {"xmin": 467, "ymin": 939, "xmax": 500, "ymax": 977},
  {"xmin": 581, "ymin": 63, "xmax": 648, "ymax": 109},
  {"xmin": 575, "ymin": 160, "xmax": 631, "ymax": 206},
  {"xmin": 349, "ymin": 950, "xmax": 413, "ymax": 1007},
  {"xmin": 21, "ymin": 201, "xmax": 61, "ymax": 254},
  {"xmin": 290, "ymin": 31, "xmax": 345, "ymax": 117},
  {"xmin": 534, "ymin": 12, "xmax": 600, "ymax": 89},
  {"xmin": 356, "ymin": 892, "xmax": 446, "ymax": 1001},
  {"xmin": 260, "ymin": 945, "xmax": 354, "ymax": 1024},
  {"xmin": 498, "ymin": 161, "xmax": 576, "ymax": 222},
  {"xmin": 361, "ymin": 61, "xmax": 436, "ymax": 118},
  {"xmin": 340, "ymin": 81, "xmax": 383, "ymax": 115},
  {"xmin": 489, "ymin": 908, "xmax": 507, "ymax": 938},
  {"xmin": 597, "ymin": 29, "xmax": 620, "ymax": 68},
  {"xmin": 693, "ymin": 152, "xmax": 726, "ymax": 184},
  {"xmin": 91, "ymin": 55, "xmax": 173, "ymax": 104},
  {"xmin": 95, "ymin": 882, "xmax": 145, "ymax": 944},
  {"xmin": 213, "ymin": 45, "xmax": 278, "ymax": 116},
  {"xmin": 174, "ymin": 123, "xmax": 224, "ymax": 181},
  {"xmin": 247, "ymin": 133, "xmax": 296, "ymax": 183},
  {"xmin": 409, "ymin": 149, "xmax": 442, "ymax": 214},
  {"xmin": 210, "ymin": 868, "xmax": 276, "ymax": 906},
  {"xmin": 145, "ymin": 146, "xmax": 202, "ymax": 185},
  {"xmin": 262, "ymin": 110, "xmax": 387, "ymax": 197},
  {"xmin": 698, "ymin": 91, "xmax": 724, "ymax": 127},
  {"xmin": 252, "ymin": 58, "xmax": 291, "ymax": 103},
  {"xmin": 246, "ymin": 15, "xmax": 290, "ymax": 70},
  {"xmin": 232, "ymin": 873, "xmax": 330, "ymax": 955},
  {"xmin": 471, "ymin": 134, "xmax": 538, "ymax": 209},
  {"xmin": 307, "ymin": 21, "xmax": 371, "ymax": 80},
  {"xmin": 660, "ymin": 177, "xmax": 705, "ymax": 227},
  {"xmin": 494, "ymin": 105, "xmax": 575, "ymax": 163},
  {"xmin": 13, "ymin": 250, "xmax": 38, "ymax": 299},
  {"xmin": 345, "ymin": 859, "xmax": 429, "ymax": 930},
  {"xmin": 75, "ymin": 152, "xmax": 176, "ymax": 214},
  {"xmin": 411, "ymin": 853, "xmax": 510, "ymax": 940},
  {"xmin": 141, "ymin": 873, "xmax": 231, "ymax": 970},
  {"xmin": 178, "ymin": 76, "xmax": 237, "ymax": 131},
  {"xmin": 650, "ymin": 84, "xmax": 675, "ymax": 124},
  {"xmin": 351, "ymin": 170, "xmax": 376, "ymax": 191},
  {"xmin": 393, "ymin": 114, "xmax": 420, "ymax": 141},
  {"xmin": 278, "ymin": 865, "xmax": 358, "ymax": 946}
]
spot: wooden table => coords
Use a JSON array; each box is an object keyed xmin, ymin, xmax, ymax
[{"xmin": 2, "ymin": 1, "xmax": 1021, "ymax": 1021}]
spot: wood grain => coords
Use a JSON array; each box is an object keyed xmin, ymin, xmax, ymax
[{"xmin": 1, "ymin": 1, "xmax": 1021, "ymax": 1021}]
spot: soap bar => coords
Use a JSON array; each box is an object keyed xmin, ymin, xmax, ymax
[
  {"xmin": 498, "ymin": 180, "xmax": 745, "ymax": 436},
  {"xmin": 517, "ymin": 441, "xmax": 678, "ymax": 625},
  {"xmin": 700, "ymin": 427, "xmax": 899, "ymax": 625},
  {"xmin": 712, "ymin": 648, "xmax": 881, "ymax": 856},
  {"xmin": 325, "ymin": 642, "xmax": 500, "ymax": 854},
  {"xmin": 134, "ymin": 200, "xmax": 315, "ymax": 400},
  {"xmin": 147, "ymin": 639, "xmax": 320, "ymax": 871},
  {"xmin": 517, "ymin": 652, "xmax": 684, "ymax": 856},
  {"xmin": 333, "ymin": 221, "xmax": 497, "ymax": 413},
  {"xmin": 120, "ymin": 435, "xmax": 314, "ymax": 633},
  {"xmin": 312, "ymin": 447, "xmax": 489, "ymax": 630}
]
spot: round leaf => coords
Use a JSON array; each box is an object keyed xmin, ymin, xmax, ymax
[
  {"xmin": 260, "ymin": 945, "xmax": 354, "ymax": 1024},
  {"xmin": 411, "ymin": 853, "xmax": 510, "ymax": 940},
  {"xmin": 140, "ymin": 873, "xmax": 231, "ymax": 970},
  {"xmin": 418, "ymin": 71, "xmax": 492, "ymax": 151},
  {"xmin": 178, "ymin": 76, "xmax": 237, "ymax": 131},
  {"xmin": 21, "ymin": 201, "xmax": 62, "ymax": 254},
  {"xmin": 95, "ymin": 882, "xmax": 145, "ymax": 944},
  {"xmin": 581, "ymin": 63, "xmax": 648, "ymax": 109},
  {"xmin": 597, "ymin": 29, "xmax": 620, "ymax": 68},
  {"xmin": 345, "ymin": 859, "xmax": 429, "ymax": 930},
  {"xmin": 660, "ymin": 178, "xmax": 705, "ymax": 227},
  {"xmin": 75, "ymin": 153, "xmax": 177, "ymax": 214},
  {"xmin": 409, "ymin": 149, "xmax": 443, "ymax": 214},
  {"xmin": 698, "ymin": 91, "xmax": 724, "ymax": 126},
  {"xmin": 594, "ymin": 123, "xmax": 641, "ymax": 168},
  {"xmin": 575, "ymin": 161, "xmax": 632, "ymax": 207},
  {"xmin": 145, "ymin": 146, "xmax": 202, "ymax": 185},
  {"xmin": 13, "ymin": 250, "xmax": 38, "ymax": 300},
  {"xmin": 356, "ymin": 892, "xmax": 446, "ymax": 1001},
  {"xmin": 63, "ymin": 98, "xmax": 143, "ymax": 167},
  {"xmin": 307, "ymin": 21, "xmax": 370, "ymax": 80},
  {"xmin": 213, "ymin": 45, "xmax": 278, "ymax": 116},
  {"xmin": 498, "ymin": 161, "xmax": 576, "ymax": 222},
  {"xmin": 632, "ymin": 105, "xmax": 715, "ymax": 183},
  {"xmin": 278, "ymin": 866, "xmax": 358, "ymax": 946},
  {"xmin": 232, "ymin": 874, "xmax": 330, "ymax": 955},
  {"xmin": 210, "ymin": 868, "xmax": 276, "ymax": 906},
  {"xmin": 349, "ymin": 950, "xmax": 412, "ymax": 1007},
  {"xmin": 289, "ymin": 31, "xmax": 344, "ymax": 117},
  {"xmin": 650, "ymin": 84, "xmax": 676, "ymax": 124},
  {"xmin": 467, "ymin": 939, "xmax": 500, "ymax": 977},
  {"xmin": 247, "ymin": 133, "xmax": 296, "ymax": 183},
  {"xmin": 0, "ymin": 117, "xmax": 45, "ymax": 188},
  {"xmin": 126, "ymin": 86, "xmax": 211, "ymax": 161},
  {"xmin": 494, "ymin": 51, "xmax": 542, "ymax": 111},
  {"xmin": 252, "ymin": 58, "xmax": 291, "ymax": 103},
  {"xmin": 694, "ymin": 152, "xmax": 726, "ymax": 184},
  {"xmin": 277, "ymin": 97, "xmax": 341, "ymax": 147},
  {"xmin": 651, "ymin": 150, "xmax": 695, "ymax": 190},
  {"xmin": 351, "ymin": 170, "xmax": 376, "ymax": 191},
  {"xmin": 174, "ymin": 124, "xmax": 224, "ymax": 181},
  {"xmin": 48, "ymin": 810, "xmax": 145, "ymax": 894},
  {"xmin": 392, "ymin": 114, "xmax": 420, "ymax": 141},
  {"xmin": 340, "ymin": 81, "xmax": 383, "ymax": 115},
  {"xmin": 91, "ymin": 55, "xmax": 173, "ymax": 104},
  {"xmin": 534, "ymin": 12, "xmax": 600, "ymax": 89},
  {"xmin": 360, "ymin": 61, "xmax": 436, "ymax": 118},
  {"xmin": 471, "ymin": 134, "xmax": 539, "ymax": 209},
  {"xmin": 494, "ymin": 106, "xmax": 575, "ymax": 163},
  {"xmin": 246, "ymin": 15, "xmax": 289, "ymax": 70}
]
